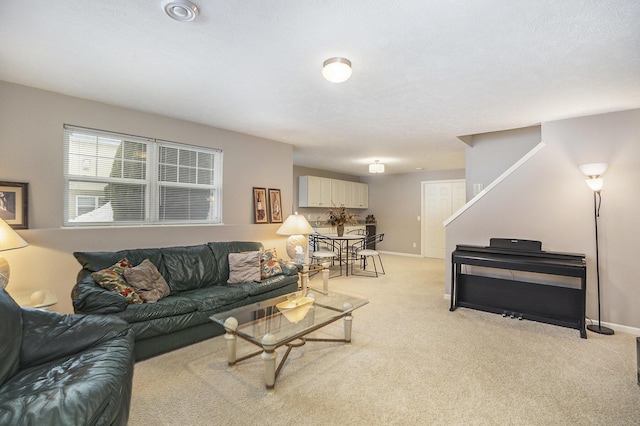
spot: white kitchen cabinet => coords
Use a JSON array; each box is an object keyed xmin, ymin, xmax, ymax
[
  {"xmin": 299, "ymin": 176, "xmax": 332, "ymax": 207},
  {"xmin": 331, "ymin": 179, "xmax": 352, "ymax": 207},
  {"xmin": 350, "ymin": 182, "xmax": 368, "ymax": 208},
  {"xmin": 299, "ymin": 176, "xmax": 368, "ymax": 209}
]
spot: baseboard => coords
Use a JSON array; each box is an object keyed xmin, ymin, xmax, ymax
[
  {"xmin": 377, "ymin": 250, "xmax": 423, "ymax": 258},
  {"xmin": 444, "ymin": 292, "xmax": 640, "ymax": 336}
]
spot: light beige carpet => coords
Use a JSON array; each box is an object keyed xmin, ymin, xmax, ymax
[{"xmin": 130, "ymin": 255, "xmax": 640, "ymax": 425}]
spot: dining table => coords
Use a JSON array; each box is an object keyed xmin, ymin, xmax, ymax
[{"xmin": 315, "ymin": 233, "xmax": 366, "ymax": 276}]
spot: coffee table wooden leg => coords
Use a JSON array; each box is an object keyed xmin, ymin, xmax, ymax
[
  {"xmin": 344, "ymin": 314, "xmax": 353, "ymax": 343},
  {"xmin": 261, "ymin": 333, "xmax": 278, "ymax": 389},
  {"xmin": 224, "ymin": 317, "xmax": 238, "ymax": 364}
]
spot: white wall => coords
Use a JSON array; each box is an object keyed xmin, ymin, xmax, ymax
[
  {"xmin": 446, "ymin": 108, "xmax": 640, "ymax": 330},
  {"xmin": 0, "ymin": 81, "xmax": 295, "ymax": 314}
]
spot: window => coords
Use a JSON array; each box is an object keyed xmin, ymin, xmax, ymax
[{"xmin": 63, "ymin": 125, "xmax": 222, "ymax": 226}]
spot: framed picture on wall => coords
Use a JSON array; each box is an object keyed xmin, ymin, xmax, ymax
[
  {"xmin": 253, "ymin": 187, "xmax": 268, "ymax": 224},
  {"xmin": 0, "ymin": 181, "xmax": 28, "ymax": 229},
  {"xmin": 268, "ymin": 189, "xmax": 283, "ymax": 223}
]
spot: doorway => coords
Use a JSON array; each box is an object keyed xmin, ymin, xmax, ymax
[{"xmin": 421, "ymin": 180, "xmax": 466, "ymax": 259}]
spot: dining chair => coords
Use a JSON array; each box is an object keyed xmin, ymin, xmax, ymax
[
  {"xmin": 310, "ymin": 234, "xmax": 341, "ymax": 277},
  {"xmin": 350, "ymin": 233, "xmax": 385, "ymax": 277}
]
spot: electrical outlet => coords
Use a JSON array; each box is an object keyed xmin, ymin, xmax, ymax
[{"xmin": 413, "ymin": 242, "xmax": 416, "ymax": 248}]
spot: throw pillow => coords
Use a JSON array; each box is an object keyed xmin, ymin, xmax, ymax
[
  {"xmin": 123, "ymin": 259, "xmax": 171, "ymax": 303},
  {"xmin": 260, "ymin": 248, "xmax": 283, "ymax": 280},
  {"xmin": 91, "ymin": 258, "xmax": 144, "ymax": 304},
  {"xmin": 228, "ymin": 251, "xmax": 261, "ymax": 284}
]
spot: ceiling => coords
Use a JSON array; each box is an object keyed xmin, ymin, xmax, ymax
[{"xmin": 1, "ymin": 1, "xmax": 639, "ymax": 176}]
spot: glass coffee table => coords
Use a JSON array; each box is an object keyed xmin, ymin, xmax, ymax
[{"xmin": 210, "ymin": 288, "xmax": 368, "ymax": 389}]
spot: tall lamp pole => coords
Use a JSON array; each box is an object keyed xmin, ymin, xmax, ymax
[{"xmin": 580, "ymin": 163, "xmax": 614, "ymax": 335}]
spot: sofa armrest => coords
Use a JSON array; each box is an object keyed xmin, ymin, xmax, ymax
[
  {"xmin": 281, "ymin": 261, "xmax": 301, "ymax": 276},
  {"xmin": 71, "ymin": 277, "xmax": 128, "ymax": 314},
  {"xmin": 19, "ymin": 308, "xmax": 131, "ymax": 369}
]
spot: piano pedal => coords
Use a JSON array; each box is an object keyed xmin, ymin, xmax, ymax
[
  {"xmin": 518, "ymin": 315, "xmax": 523, "ymax": 320},
  {"xmin": 502, "ymin": 312, "xmax": 508, "ymax": 317}
]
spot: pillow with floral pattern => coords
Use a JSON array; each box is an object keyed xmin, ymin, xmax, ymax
[
  {"xmin": 260, "ymin": 248, "xmax": 283, "ymax": 280},
  {"xmin": 91, "ymin": 258, "xmax": 143, "ymax": 304}
]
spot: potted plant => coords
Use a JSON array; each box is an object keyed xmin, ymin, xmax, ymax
[{"xmin": 326, "ymin": 205, "xmax": 358, "ymax": 236}]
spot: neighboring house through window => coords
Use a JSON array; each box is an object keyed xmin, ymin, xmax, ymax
[{"xmin": 63, "ymin": 125, "xmax": 222, "ymax": 226}]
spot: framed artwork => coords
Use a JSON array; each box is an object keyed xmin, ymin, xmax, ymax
[
  {"xmin": 268, "ymin": 189, "xmax": 283, "ymax": 223},
  {"xmin": 253, "ymin": 187, "xmax": 268, "ymax": 224},
  {"xmin": 0, "ymin": 181, "xmax": 28, "ymax": 229}
]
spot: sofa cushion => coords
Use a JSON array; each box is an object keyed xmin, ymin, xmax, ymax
[
  {"xmin": 259, "ymin": 248, "xmax": 283, "ymax": 280},
  {"xmin": 0, "ymin": 289, "xmax": 22, "ymax": 387},
  {"xmin": 227, "ymin": 251, "xmax": 261, "ymax": 284},
  {"xmin": 116, "ymin": 294, "xmax": 199, "ymax": 323},
  {"xmin": 91, "ymin": 259, "xmax": 144, "ymax": 305},
  {"xmin": 161, "ymin": 245, "xmax": 217, "ymax": 292},
  {"xmin": 180, "ymin": 285, "xmax": 249, "ymax": 311},
  {"xmin": 208, "ymin": 241, "xmax": 264, "ymax": 284},
  {"xmin": 124, "ymin": 259, "xmax": 171, "ymax": 303}
]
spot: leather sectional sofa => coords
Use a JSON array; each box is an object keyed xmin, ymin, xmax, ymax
[
  {"xmin": 0, "ymin": 288, "xmax": 134, "ymax": 426},
  {"xmin": 71, "ymin": 241, "xmax": 299, "ymax": 360}
]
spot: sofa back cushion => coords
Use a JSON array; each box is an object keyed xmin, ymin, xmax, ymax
[
  {"xmin": 0, "ymin": 288, "xmax": 22, "ymax": 386},
  {"xmin": 161, "ymin": 244, "xmax": 218, "ymax": 292},
  {"xmin": 74, "ymin": 248, "xmax": 164, "ymax": 282},
  {"xmin": 208, "ymin": 241, "xmax": 264, "ymax": 284}
]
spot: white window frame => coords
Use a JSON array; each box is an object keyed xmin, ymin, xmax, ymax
[{"xmin": 63, "ymin": 125, "xmax": 223, "ymax": 227}]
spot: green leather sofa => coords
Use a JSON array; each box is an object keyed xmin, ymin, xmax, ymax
[
  {"xmin": 0, "ymin": 288, "xmax": 134, "ymax": 426},
  {"xmin": 71, "ymin": 241, "xmax": 299, "ymax": 360}
]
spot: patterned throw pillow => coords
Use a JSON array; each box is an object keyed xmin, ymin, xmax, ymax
[
  {"xmin": 260, "ymin": 248, "xmax": 283, "ymax": 280},
  {"xmin": 91, "ymin": 258, "xmax": 144, "ymax": 304}
]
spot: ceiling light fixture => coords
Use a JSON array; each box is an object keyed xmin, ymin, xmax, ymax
[
  {"xmin": 322, "ymin": 57, "xmax": 352, "ymax": 83},
  {"xmin": 163, "ymin": 0, "xmax": 199, "ymax": 22},
  {"xmin": 369, "ymin": 160, "xmax": 385, "ymax": 174}
]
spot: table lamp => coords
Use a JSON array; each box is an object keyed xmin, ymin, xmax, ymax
[
  {"xmin": 276, "ymin": 212, "xmax": 313, "ymax": 264},
  {"xmin": 0, "ymin": 218, "xmax": 28, "ymax": 288}
]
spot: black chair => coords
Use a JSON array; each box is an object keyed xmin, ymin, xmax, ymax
[{"xmin": 350, "ymin": 233, "xmax": 385, "ymax": 277}]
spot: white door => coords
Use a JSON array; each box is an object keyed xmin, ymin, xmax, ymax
[{"xmin": 422, "ymin": 180, "xmax": 466, "ymax": 259}]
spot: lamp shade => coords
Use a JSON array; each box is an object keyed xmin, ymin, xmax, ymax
[
  {"xmin": 276, "ymin": 213, "xmax": 313, "ymax": 236},
  {"xmin": 369, "ymin": 162, "xmax": 385, "ymax": 173},
  {"xmin": 586, "ymin": 177, "xmax": 604, "ymax": 192},
  {"xmin": 322, "ymin": 57, "xmax": 352, "ymax": 83},
  {"xmin": 0, "ymin": 219, "xmax": 27, "ymax": 252},
  {"xmin": 579, "ymin": 163, "xmax": 608, "ymax": 177},
  {"xmin": 0, "ymin": 218, "xmax": 28, "ymax": 288}
]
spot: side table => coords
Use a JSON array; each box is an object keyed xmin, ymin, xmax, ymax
[{"xmin": 10, "ymin": 288, "xmax": 58, "ymax": 309}]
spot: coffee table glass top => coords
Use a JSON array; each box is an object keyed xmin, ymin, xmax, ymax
[{"xmin": 210, "ymin": 288, "xmax": 368, "ymax": 347}]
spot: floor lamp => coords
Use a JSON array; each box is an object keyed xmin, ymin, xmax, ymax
[{"xmin": 579, "ymin": 163, "xmax": 614, "ymax": 335}]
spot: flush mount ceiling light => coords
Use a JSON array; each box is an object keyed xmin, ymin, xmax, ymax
[
  {"xmin": 322, "ymin": 57, "xmax": 352, "ymax": 83},
  {"xmin": 163, "ymin": 0, "xmax": 199, "ymax": 22},
  {"xmin": 369, "ymin": 160, "xmax": 385, "ymax": 174}
]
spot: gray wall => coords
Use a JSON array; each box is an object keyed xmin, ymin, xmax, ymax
[
  {"xmin": 0, "ymin": 81, "xmax": 294, "ymax": 314},
  {"xmin": 446, "ymin": 108, "xmax": 640, "ymax": 330},
  {"xmin": 465, "ymin": 126, "xmax": 541, "ymax": 200}
]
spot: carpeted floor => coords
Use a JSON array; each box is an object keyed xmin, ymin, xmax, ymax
[{"xmin": 130, "ymin": 255, "xmax": 640, "ymax": 425}]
